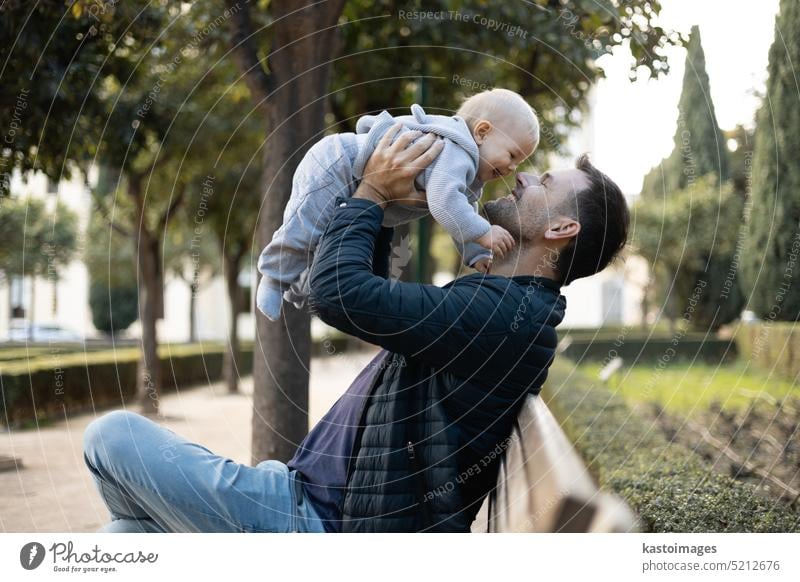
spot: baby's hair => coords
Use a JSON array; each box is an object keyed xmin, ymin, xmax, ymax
[{"xmin": 457, "ymin": 88, "xmax": 539, "ymax": 147}]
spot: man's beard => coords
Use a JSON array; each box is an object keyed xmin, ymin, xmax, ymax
[
  {"xmin": 483, "ymin": 197, "xmax": 549, "ymax": 244},
  {"xmin": 483, "ymin": 197, "xmax": 524, "ymax": 241}
]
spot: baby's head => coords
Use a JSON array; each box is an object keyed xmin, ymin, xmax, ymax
[{"xmin": 457, "ymin": 89, "xmax": 539, "ymax": 183}]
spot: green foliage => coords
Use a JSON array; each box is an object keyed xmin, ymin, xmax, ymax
[
  {"xmin": 635, "ymin": 176, "xmax": 744, "ymax": 330},
  {"xmin": 545, "ymin": 360, "xmax": 800, "ymax": 532},
  {"xmin": 333, "ymin": 0, "xmax": 681, "ymax": 279},
  {"xmin": 637, "ymin": 27, "xmax": 742, "ymax": 330},
  {"xmin": 83, "ymin": 202, "xmax": 136, "ymax": 288},
  {"xmin": 84, "ymin": 212, "xmax": 139, "ymax": 334},
  {"xmin": 165, "ymin": 211, "xmax": 220, "ymax": 288},
  {"xmin": 92, "ymin": 0, "xmax": 231, "ymax": 227},
  {"xmin": 79, "ymin": 0, "xmax": 263, "ymax": 354},
  {"xmin": 332, "ymin": 0, "xmax": 681, "ymax": 162},
  {"xmin": 641, "ymin": 26, "xmax": 729, "ymax": 199},
  {"xmin": 0, "ymin": 195, "xmax": 79, "ymax": 279},
  {"xmin": 89, "ymin": 283, "xmax": 138, "ymax": 335},
  {"xmin": 87, "ymin": 0, "xmax": 262, "ymax": 294},
  {"xmin": 725, "ymin": 125, "xmax": 755, "ymax": 198},
  {"xmin": 173, "ymin": 55, "xmax": 262, "ymax": 276},
  {"xmin": 0, "ymin": 1, "xmax": 169, "ymax": 196},
  {"xmin": 0, "ymin": 196, "xmax": 41, "ymax": 276},
  {"xmin": 742, "ymin": 0, "xmax": 800, "ymax": 321}
]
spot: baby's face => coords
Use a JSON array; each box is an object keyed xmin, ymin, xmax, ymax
[{"xmin": 474, "ymin": 119, "xmax": 537, "ymax": 183}]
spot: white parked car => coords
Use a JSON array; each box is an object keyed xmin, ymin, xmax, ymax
[{"xmin": 7, "ymin": 321, "xmax": 83, "ymax": 342}]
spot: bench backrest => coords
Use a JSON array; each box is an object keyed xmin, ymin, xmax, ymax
[{"xmin": 471, "ymin": 394, "xmax": 638, "ymax": 532}]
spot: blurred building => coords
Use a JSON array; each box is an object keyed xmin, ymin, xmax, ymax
[
  {"xmin": 546, "ymin": 87, "xmax": 647, "ymax": 328},
  {"xmin": 2, "ymin": 87, "xmax": 649, "ymax": 341},
  {"xmin": 0, "ymin": 167, "xmax": 256, "ymax": 343}
]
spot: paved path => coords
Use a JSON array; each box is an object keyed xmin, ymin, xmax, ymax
[{"xmin": 0, "ymin": 350, "xmax": 379, "ymax": 533}]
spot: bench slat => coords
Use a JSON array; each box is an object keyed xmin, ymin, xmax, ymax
[{"xmin": 472, "ymin": 394, "xmax": 637, "ymax": 533}]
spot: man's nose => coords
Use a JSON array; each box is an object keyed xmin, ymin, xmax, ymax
[{"xmin": 517, "ymin": 171, "xmax": 537, "ymax": 187}]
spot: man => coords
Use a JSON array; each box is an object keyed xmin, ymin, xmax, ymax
[{"xmin": 83, "ymin": 127, "xmax": 629, "ymax": 533}]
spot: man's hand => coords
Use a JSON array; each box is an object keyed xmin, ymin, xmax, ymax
[{"xmin": 354, "ymin": 124, "xmax": 444, "ymax": 207}]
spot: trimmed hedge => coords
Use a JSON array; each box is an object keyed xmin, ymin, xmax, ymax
[
  {"xmin": 544, "ymin": 359, "xmax": 800, "ymax": 532},
  {"xmin": 0, "ymin": 347, "xmax": 52, "ymax": 362},
  {"xmin": 89, "ymin": 283, "xmax": 139, "ymax": 334},
  {"xmin": 0, "ymin": 341, "xmax": 140, "ymax": 362},
  {"xmin": 734, "ymin": 321, "xmax": 799, "ymax": 381},
  {"xmin": 0, "ymin": 343, "xmax": 253, "ymax": 426},
  {"xmin": 560, "ymin": 335, "xmax": 736, "ymax": 365}
]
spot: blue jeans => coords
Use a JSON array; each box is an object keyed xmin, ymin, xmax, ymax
[{"xmin": 83, "ymin": 410, "xmax": 326, "ymax": 533}]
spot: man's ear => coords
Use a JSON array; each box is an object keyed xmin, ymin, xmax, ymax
[
  {"xmin": 544, "ymin": 218, "xmax": 580, "ymax": 241},
  {"xmin": 472, "ymin": 120, "xmax": 493, "ymax": 144}
]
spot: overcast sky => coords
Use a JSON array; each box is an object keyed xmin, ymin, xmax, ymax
[{"xmin": 585, "ymin": 0, "xmax": 781, "ymax": 194}]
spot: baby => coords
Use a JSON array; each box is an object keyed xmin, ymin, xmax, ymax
[{"xmin": 256, "ymin": 88, "xmax": 539, "ymax": 321}]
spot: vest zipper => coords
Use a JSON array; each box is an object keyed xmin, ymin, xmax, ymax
[{"xmin": 407, "ymin": 440, "xmax": 432, "ymax": 530}]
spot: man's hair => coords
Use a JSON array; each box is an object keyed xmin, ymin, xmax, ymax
[{"xmin": 554, "ymin": 154, "xmax": 629, "ymax": 285}]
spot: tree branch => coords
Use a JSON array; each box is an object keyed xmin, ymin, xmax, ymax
[
  {"xmin": 519, "ymin": 49, "xmax": 540, "ymax": 98},
  {"xmin": 126, "ymin": 173, "xmax": 155, "ymax": 241},
  {"xmin": 94, "ymin": 196, "xmax": 132, "ymax": 238},
  {"xmin": 146, "ymin": 152, "xmax": 172, "ymax": 176},
  {"xmin": 227, "ymin": 0, "xmax": 274, "ymax": 105},
  {"xmin": 234, "ymin": 240, "xmax": 249, "ymax": 265},
  {"xmin": 159, "ymin": 184, "xmax": 187, "ymax": 231}
]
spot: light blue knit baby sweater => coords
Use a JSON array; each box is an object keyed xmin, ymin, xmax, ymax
[{"xmin": 352, "ymin": 104, "xmax": 491, "ymax": 246}]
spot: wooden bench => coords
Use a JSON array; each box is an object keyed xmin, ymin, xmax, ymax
[{"xmin": 471, "ymin": 394, "xmax": 638, "ymax": 532}]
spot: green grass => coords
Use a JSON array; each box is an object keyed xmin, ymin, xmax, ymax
[{"xmin": 577, "ymin": 360, "xmax": 798, "ymax": 414}]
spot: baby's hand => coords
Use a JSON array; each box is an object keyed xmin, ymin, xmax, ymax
[
  {"xmin": 473, "ymin": 257, "xmax": 492, "ymax": 274},
  {"xmin": 475, "ymin": 225, "xmax": 515, "ymax": 259}
]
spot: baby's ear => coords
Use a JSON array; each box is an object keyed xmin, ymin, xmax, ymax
[{"xmin": 473, "ymin": 120, "xmax": 493, "ymax": 144}]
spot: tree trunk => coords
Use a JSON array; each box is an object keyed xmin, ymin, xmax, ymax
[
  {"xmin": 132, "ymin": 178, "xmax": 163, "ymax": 417},
  {"xmin": 664, "ymin": 269, "xmax": 678, "ymax": 335},
  {"xmin": 28, "ymin": 275, "xmax": 35, "ymax": 341},
  {"xmin": 188, "ymin": 279, "xmax": 198, "ymax": 343},
  {"xmin": 640, "ymin": 272, "xmax": 652, "ymax": 331},
  {"xmin": 251, "ymin": 98, "xmax": 316, "ymax": 464},
  {"xmin": 418, "ymin": 216, "xmax": 436, "ymax": 283},
  {"xmin": 6, "ymin": 278, "xmax": 11, "ymax": 336},
  {"xmin": 51, "ymin": 277, "xmax": 58, "ymax": 316},
  {"xmin": 223, "ymin": 251, "xmax": 242, "ymax": 395},
  {"xmin": 155, "ymin": 245, "xmax": 164, "ymax": 320},
  {"xmin": 229, "ymin": 0, "xmax": 345, "ymax": 464}
]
